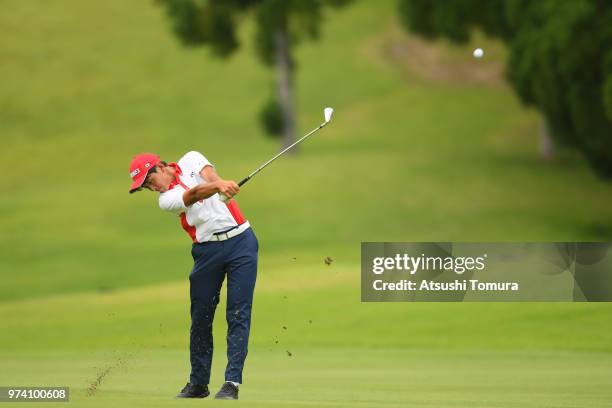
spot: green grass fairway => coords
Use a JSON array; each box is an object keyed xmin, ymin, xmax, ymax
[
  {"xmin": 2, "ymin": 348, "xmax": 612, "ymax": 408},
  {"xmin": 2, "ymin": 272, "xmax": 612, "ymax": 407}
]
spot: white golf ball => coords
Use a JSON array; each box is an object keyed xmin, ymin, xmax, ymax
[{"xmin": 473, "ymin": 48, "xmax": 484, "ymax": 58}]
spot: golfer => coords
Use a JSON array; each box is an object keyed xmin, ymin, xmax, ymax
[{"xmin": 128, "ymin": 151, "xmax": 258, "ymax": 400}]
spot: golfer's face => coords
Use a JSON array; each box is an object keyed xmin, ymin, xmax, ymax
[{"xmin": 143, "ymin": 165, "xmax": 173, "ymax": 193}]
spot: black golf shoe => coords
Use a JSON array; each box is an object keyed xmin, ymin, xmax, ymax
[
  {"xmin": 214, "ymin": 382, "xmax": 239, "ymax": 400},
  {"xmin": 176, "ymin": 382, "xmax": 210, "ymax": 398}
]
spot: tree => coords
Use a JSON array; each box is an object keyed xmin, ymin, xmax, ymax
[
  {"xmin": 158, "ymin": 0, "xmax": 352, "ymax": 151},
  {"xmin": 397, "ymin": 0, "xmax": 612, "ymax": 179}
]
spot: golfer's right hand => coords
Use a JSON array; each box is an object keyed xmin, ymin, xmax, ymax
[{"xmin": 216, "ymin": 180, "xmax": 240, "ymax": 199}]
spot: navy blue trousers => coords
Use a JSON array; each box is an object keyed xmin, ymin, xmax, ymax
[{"xmin": 189, "ymin": 227, "xmax": 258, "ymax": 385}]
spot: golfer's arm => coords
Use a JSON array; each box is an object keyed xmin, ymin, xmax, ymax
[
  {"xmin": 200, "ymin": 165, "xmax": 221, "ymax": 183},
  {"xmin": 183, "ymin": 182, "xmax": 220, "ymax": 207},
  {"xmin": 183, "ymin": 165, "xmax": 234, "ymax": 206}
]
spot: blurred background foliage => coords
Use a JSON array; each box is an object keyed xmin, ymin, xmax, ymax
[{"xmin": 398, "ymin": 0, "xmax": 612, "ymax": 178}]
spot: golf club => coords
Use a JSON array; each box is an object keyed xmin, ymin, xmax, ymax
[{"xmin": 219, "ymin": 107, "xmax": 334, "ymax": 202}]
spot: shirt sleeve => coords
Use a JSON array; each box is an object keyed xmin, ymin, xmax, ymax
[
  {"xmin": 183, "ymin": 151, "xmax": 214, "ymax": 175},
  {"xmin": 159, "ymin": 187, "xmax": 188, "ymax": 213}
]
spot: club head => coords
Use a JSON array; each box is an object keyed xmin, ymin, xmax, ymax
[{"xmin": 324, "ymin": 107, "xmax": 334, "ymax": 123}]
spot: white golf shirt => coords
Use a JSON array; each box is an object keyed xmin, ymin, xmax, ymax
[{"xmin": 158, "ymin": 151, "xmax": 247, "ymax": 243}]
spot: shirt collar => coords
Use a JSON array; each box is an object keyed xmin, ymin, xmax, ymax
[{"xmin": 166, "ymin": 162, "xmax": 183, "ymax": 190}]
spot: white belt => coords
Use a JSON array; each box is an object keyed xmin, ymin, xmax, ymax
[{"xmin": 208, "ymin": 221, "xmax": 250, "ymax": 242}]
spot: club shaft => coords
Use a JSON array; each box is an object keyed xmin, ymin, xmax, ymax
[{"xmin": 239, "ymin": 121, "xmax": 328, "ymax": 186}]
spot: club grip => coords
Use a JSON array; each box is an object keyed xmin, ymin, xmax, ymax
[{"xmin": 238, "ymin": 176, "xmax": 250, "ymax": 187}]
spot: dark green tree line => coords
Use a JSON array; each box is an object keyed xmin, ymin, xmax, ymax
[
  {"xmin": 398, "ymin": 0, "xmax": 612, "ymax": 179},
  {"xmin": 158, "ymin": 0, "xmax": 351, "ymax": 151}
]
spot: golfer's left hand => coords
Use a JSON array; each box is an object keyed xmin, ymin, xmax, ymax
[{"xmin": 217, "ymin": 180, "xmax": 240, "ymax": 198}]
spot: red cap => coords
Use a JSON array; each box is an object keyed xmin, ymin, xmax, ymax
[{"xmin": 128, "ymin": 153, "xmax": 161, "ymax": 193}]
